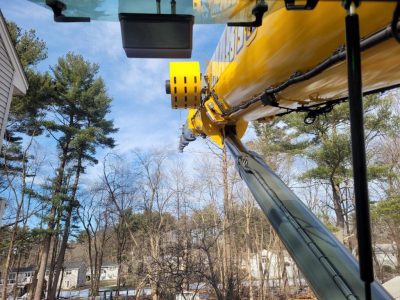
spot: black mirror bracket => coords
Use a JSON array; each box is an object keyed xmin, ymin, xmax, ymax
[
  {"xmin": 227, "ymin": 0, "xmax": 268, "ymax": 27},
  {"xmin": 228, "ymin": 0, "xmax": 321, "ymax": 27},
  {"xmin": 342, "ymin": 0, "xmax": 360, "ymax": 10},
  {"xmin": 46, "ymin": 0, "xmax": 90, "ymax": 22},
  {"xmin": 285, "ymin": 0, "xmax": 319, "ymax": 10}
]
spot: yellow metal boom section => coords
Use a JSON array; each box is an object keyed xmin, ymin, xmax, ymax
[
  {"xmin": 168, "ymin": 1, "xmax": 400, "ymax": 147},
  {"xmin": 169, "ymin": 62, "xmax": 202, "ymax": 109}
]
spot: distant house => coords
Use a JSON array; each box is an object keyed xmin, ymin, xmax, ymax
[
  {"xmin": 0, "ymin": 10, "xmax": 28, "ymax": 148},
  {"xmin": 374, "ymin": 243, "xmax": 398, "ymax": 271},
  {"xmin": 176, "ymin": 291, "xmax": 203, "ymax": 300},
  {"xmin": 45, "ymin": 262, "xmax": 87, "ymax": 290},
  {"xmin": 100, "ymin": 263, "xmax": 118, "ymax": 281},
  {"xmin": 246, "ymin": 249, "xmax": 306, "ymax": 288},
  {"xmin": 86, "ymin": 263, "xmax": 118, "ymax": 282},
  {"xmin": 0, "ymin": 266, "xmax": 34, "ymax": 286}
]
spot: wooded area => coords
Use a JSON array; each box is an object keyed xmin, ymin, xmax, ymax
[{"xmin": 0, "ymin": 21, "xmax": 399, "ymax": 300}]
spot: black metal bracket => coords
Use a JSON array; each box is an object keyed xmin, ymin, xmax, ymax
[
  {"xmin": 46, "ymin": 0, "xmax": 90, "ymax": 22},
  {"xmin": 303, "ymin": 103, "xmax": 333, "ymax": 124},
  {"xmin": 342, "ymin": 0, "xmax": 360, "ymax": 10},
  {"xmin": 285, "ymin": 0, "xmax": 319, "ymax": 10},
  {"xmin": 171, "ymin": 0, "xmax": 177, "ymax": 15},
  {"xmin": 227, "ymin": 1, "xmax": 268, "ymax": 27},
  {"xmin": 260, "ymin": 93, "xmax": 278, "ymax": 106}
]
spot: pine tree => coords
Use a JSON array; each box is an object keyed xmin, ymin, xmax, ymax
[{"xmin": 33, "ymin": 52, "xmax": 117, "ymax": 300}]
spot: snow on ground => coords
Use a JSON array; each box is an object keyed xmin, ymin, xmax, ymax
[{"xmin": 57, "ymin": 287, "xmax": 152, "ymax": 298}]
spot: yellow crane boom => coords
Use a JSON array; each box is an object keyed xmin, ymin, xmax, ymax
[{"xmin": 167, "ymin": 1, "xmax": 400, "ymax": 147}]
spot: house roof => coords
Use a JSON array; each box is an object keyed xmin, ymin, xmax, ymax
[
  {"xmin": 63, "ymin": 261, "xmax": 86, "ymax": 270},
  {"xmin": 11, "ymin": 266, "xmax": 35, "ymax": 273},
  {"xmin": 374, "ymin": 243, "xmax": 397, "ymax": 253},
  {"xmin": 0, "ymin": 10, "xmax": 28, "ymax": 95},
  {"xmin": 44, "ymin": 261, "xmax": 86, "ymax": 271},
  {"xmin": 102, "ymin": 262, "xmax": 118, "ymax": 267}
]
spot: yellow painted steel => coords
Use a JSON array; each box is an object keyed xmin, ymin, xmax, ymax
[
  {"xmin": 169, "ymin": 62, "xmax": 202, "ymax": 109},
  {"xmin": 187, "ymin": 108, "xmax": 247, "ymax": 147},
  {"xmin": 207, "ymin": 1, "xmax": 399, "ymax": 121},
  {"xmin": 169, "ymin": 1, "xmax": 400, "ymax": 147}
]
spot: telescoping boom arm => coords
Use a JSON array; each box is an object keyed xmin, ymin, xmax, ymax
[{"xmin": 225, "ymin": 135, "xmax": 392, "ymax": 299}]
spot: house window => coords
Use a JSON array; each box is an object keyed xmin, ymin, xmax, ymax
[
  {"xmin": 8, "ymin": 274, "xmax": 16, "ymax": 284},
  {"xmin": 65, "ymin": 271, "xmax": 72, "ymax": 275},
  {"xmin": 66, "ymin": 281, "xmax": 70, "ymax": 288},
  {"xmin": 261, "ymin": 258, "xmax": 267, "ymax": 264}
]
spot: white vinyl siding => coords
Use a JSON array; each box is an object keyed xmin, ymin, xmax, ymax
[{"xmin": 0, "ymin": 35, "xmax": 13, "ymax": 140}]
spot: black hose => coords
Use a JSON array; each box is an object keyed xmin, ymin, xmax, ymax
[{"xmin": 223, "ymin": 19, "xmax": 399, "ymax": 117}]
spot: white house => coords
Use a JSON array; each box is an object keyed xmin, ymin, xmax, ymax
[
  {"xmin": 246, "ymin": 249, "xmax": 306, "ymax": 288},
  {"xmin": 0, "ymin": 266, "xmax": 35, "ymax": 286},
  {"xmin": 0, "ymin": 10, "xmax": 28, "ymax": 148},
  {"xmin": 100, "ymin": 263, "xmax": 118, "ymax": 281},
  {"xmin": 374, "ymin": 243, "xmax": 398, "ymax": 271},
  {"xmin": 176, "ymin": 291, "xmax": 203, "ymax": 300},
  {"xmin": 86, "ymin": 263, "xmax": 119, "ymax": 282},
  {"xmin": 45, "ymin": 262, "xmax": 87, "ymax": 290}
]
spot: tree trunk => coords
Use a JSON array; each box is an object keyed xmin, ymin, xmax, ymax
[
  {"xmin": 330, "ymin": 177, "xmax": 345, "ymax": 234},
  {"xmin": 92, "ymin": 215, "xmax": 108, "ymax": 299},
  {"xmin": 13, "ymin": 254, "xmax": 23, "ymax": 299},
  {"xmin": 221, "ymin": 147, "xmax": 231, "ymax": 298},
  {"xmin": 85, "ymin": 232, "xmax": 94, "ymax": 298},
  {"xmin": 46, "ymin": 234, "xmax": 59, "ymax": 297},
  {"xmin": 28, "ymin": 253, "xmax": 41, "ymax": 300},
  {"xmin": 47, "ymin": 208, "xmax": 70, "ymax": 300},
  {"xmin": 1, "ymin": 209, "xmax": 21, "ymax": 300},
  {"xmin": 57, "ymin": 268, "xmax": 64, "ymax": 300},
  {"xmin": 2, "ymin": 141, "xmax": 30, "ymax": 300},
  {"xmin": 245, "ymin": 203, "xmax": 254, "ymax": 300},
  {"xmin": 116, "ymin": 262, "xmax": 121, "ymax": 296},
  {"xmin": 34, "ymin": 232, "xmax": 51, "ymax": 300},
  {"xmin": 48, "ymin": 156, "xmax": 82, "ymax": 300},
  {"xmin": 205, "ymin": 250, "xmax": 223, "ymax": 300},
  {"xmin": 34, "ymin": 146, "xmax": 69, "ymax": 300}
]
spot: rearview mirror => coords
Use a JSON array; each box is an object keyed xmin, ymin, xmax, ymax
[{"xmin": 119, "ymin": 13, "xmax": 194, "ymax": 58}]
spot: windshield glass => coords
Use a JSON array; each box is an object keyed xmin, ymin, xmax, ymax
[{"xmin": 28, "ymin": 0, "xmax": 288, "ymax": 24}]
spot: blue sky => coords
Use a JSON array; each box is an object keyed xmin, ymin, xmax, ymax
[{"xmin": 0, "ymin": 0, "xmax": 235, "ymax": 182}]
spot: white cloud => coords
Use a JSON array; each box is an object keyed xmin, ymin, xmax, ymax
[
  {"xmin": 80, "ymin": 21, "xmax": 123, "ymax": 59},
  {"xmin": 110, "ymin": 58, "xmax": 169, "ymax": 102}
]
